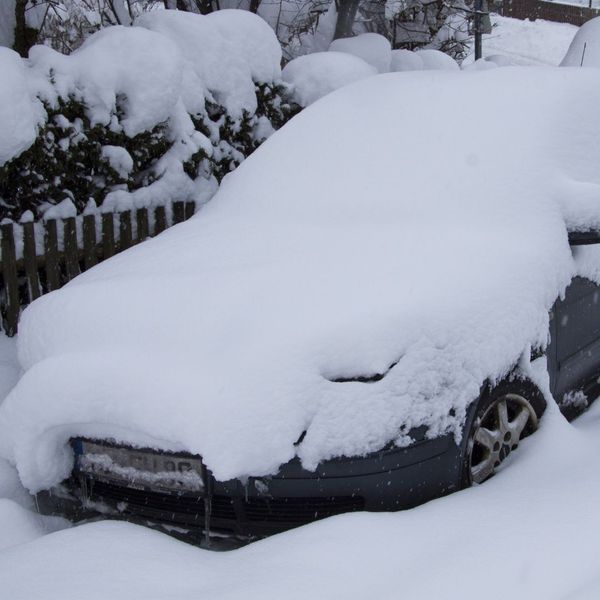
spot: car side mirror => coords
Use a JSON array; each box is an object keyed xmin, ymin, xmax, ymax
[{"xmin": 568, "ymin": 231, "xmax": 600, "ymax": 246}]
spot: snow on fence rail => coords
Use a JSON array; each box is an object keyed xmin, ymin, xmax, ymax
[{"xmin": 0, "ymin": 200, "xmax": 196, "ymax": 336}]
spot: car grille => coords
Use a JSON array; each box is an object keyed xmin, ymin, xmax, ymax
[
  {"xmin": 82, "ymin": 477, "xmax": 364, "ymax": 529},
  {"xmin": 87, "ymin": 478, "xmax": 236, "ymax": 521},
  {"xmin": 243, "ymin": 496, "xmax": 365, "ymax": 522}
]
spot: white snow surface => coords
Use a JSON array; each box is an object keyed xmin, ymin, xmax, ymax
[
  {"xmin": 3, "ymin": 68, "xmax": 600, "ymax": 491},
  {"xmin": 0, "ymin": 49, "xmax": 40, "ymax": 166},
  {"xmin": 561, "ymin": 16, "xmax": 600, "ymax": 67},
  {"xmin": 391, "ymin": 48, "xmax": 459, "ymax": 72},
  {"xmin": 416, "ymin": 49, "xmax": 460, "ymax": 71},
  {"xmin": 463, "ymin": 15, "xmax": 578, "ymax": 66},
  {"xmin": 282, "ymin": 51, "xmax": 377, "ymax": 106},
  {"xmin": 284, "ymin": 46, "xmax": 457, "ymax": 108},
  {"xmin": 0, "ymin": 334, "xmax": 69, "ymax": 553},
  {"xmin": 2, "ymin": 400, "xmax": 600, "ymax": 599},
  {"xmin": 28, "ymin": 9, "xmax": 281, "ymax": 132},
  {"xmin": 390, "ymin": 48, "xmax": 425, "ymax": 72},
  {"xmin": 135, "ymin": 9, "xmax": 281, "ymax": 117},
  {"xmin": 30, "ymin": 26, "xmax": 183, "ymax": 137},
  {"xmin": 329, "ymin": 33, "xmax": 392, "ymax": 73}
]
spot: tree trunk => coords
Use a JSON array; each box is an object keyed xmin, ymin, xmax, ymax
[
  {"xmin": 13, "ymin": 0, "xmax": 38, "ymax": 57},
  {"xmin": 333, "ymin": 0, "xmax": 361, "ymax": 40}
]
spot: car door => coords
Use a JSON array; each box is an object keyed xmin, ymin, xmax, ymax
[{"xmin": 549, "ymin": 276, "xmax": 600, "ymax": 418}]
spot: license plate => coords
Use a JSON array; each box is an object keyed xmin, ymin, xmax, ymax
[{"xmin": 74, "ymin": 439, "xmax": 205, "ymax": 493}]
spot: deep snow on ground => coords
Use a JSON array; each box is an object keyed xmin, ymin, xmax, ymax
[
  {"xmin": 0, "ymin": 335, "xmax": 69, "ymax": 553},
  {"xmin": 1, "ymin": 391, "xmax": 600, "ymax": 599},
  {"xmin": 463, "ymin": 15, "xmax": 578, "ymax": 66}
]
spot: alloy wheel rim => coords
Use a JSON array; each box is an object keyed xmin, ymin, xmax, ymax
[{"xmin": 469, "ymin": 393, "xmax": 538, "ymax": 485}]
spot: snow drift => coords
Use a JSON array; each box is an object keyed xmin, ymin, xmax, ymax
[
  {"xmin": 2, "ymin": 68, "xmax": 600, "ymax": 492},
  {"xmin": 561, "ymin": 16, "xmax": 600, "ymax": 67}
]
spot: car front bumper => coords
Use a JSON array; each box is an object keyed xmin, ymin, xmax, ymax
[{"xmin": 35, "ymin": 433, "xmax": 463, "ymax": 545}]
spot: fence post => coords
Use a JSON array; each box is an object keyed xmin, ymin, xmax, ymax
[
  {"xmin": 22, "ymin": 221, "xmax": 42, "ymax": 302},
  {"xmin": 63, "ymin": 217, "xmax": 80, "ymax": 281},
  {"xmin": 136, "ymin": 208, "xmax": 149, "ymax": 243},
  {"xmin": 0, "ymin": 223, "xmax": 20, "ymax": 336},
  {"xmin": 172, "ymin": 201, "xmax": 185, "ymax": 225},
  {"xmin": 184, "ymin": 201, "xmax": 195, "ymax": 220},
  {"xmin": 119, "ymin": 210, "xmax": 133, "ymax": 251},
  {"xmin": 44, "ymin": 219, "xmax": 61, "ymax": 292},
  {"xmin": 102, "ymin": 213, "xmax": 116, "ymax": 259},
  {"xmin": 154, "ymin": 206, "xmax": 167, "ymax": 236},
  {"xmin": 1, "ymin": 200, "xmax": 197, "ymax": 335},
  {"xmin": 82, "ymin": 214, "xmax": 97, "ymax": 270}
]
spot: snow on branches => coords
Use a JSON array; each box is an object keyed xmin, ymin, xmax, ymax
[{"xmin": 0, "ymin": 10, "xmax": 299, "ymax": 221}]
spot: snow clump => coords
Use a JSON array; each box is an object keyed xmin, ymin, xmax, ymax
[
  {"xmin": 390, "ymin": 48, "xmax": 459, "ymax": 72},
  {"xmin": 284, "ymin": 39, "xmax": 460, "ymax": 106},
  {"xmin": 329, "ymin": 33, "xmax": 392, "ymax": 73},
  {"xmin": 135, "ymin": 9, "xmax": 281, "ymax": 118},
  {"xmin": 282, "ymin": 51, "xmax": 377, "ymax": 107},
  {"xmin": 284, "ymin": 42, "xmax": 459, "ymax": 106},
  {"xmin": 30, "ymin": 25, "xmax": 183, "ymax": 137},
  {"xmin": 0, "ymin": 48, "xmax": 41, "ymax": 165}
]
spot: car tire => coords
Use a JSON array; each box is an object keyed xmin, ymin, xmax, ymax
[{"xmin": 461, "ymin": 378, "xmax": 546, "ymax": 487}]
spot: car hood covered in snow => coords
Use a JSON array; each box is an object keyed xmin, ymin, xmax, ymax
[{"xmin": 3, "ymin": 68, "xmax": 600, "ymax": 491}]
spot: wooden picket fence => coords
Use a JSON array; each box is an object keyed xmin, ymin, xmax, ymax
[{"xmin": 0, "ymin": 200, "xmax": 196, "ymax": 336}]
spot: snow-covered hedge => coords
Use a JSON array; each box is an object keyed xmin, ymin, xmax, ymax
[
  {"xmin": 0, "ymin": 10, "xmax": 299, "ymax": 221},
  {"xmin": 283, "ymin": 34, "xmax": 460, "ymax": 107}
]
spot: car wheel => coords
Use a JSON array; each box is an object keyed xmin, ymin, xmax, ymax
[{"xmin": 463, "ymin": 382, "xmax": 544, "ymax": 486}]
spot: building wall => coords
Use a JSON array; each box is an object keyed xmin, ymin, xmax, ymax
[{"xmin": 502, "ymin": 0, "xmax": 600, "ymax": 26}]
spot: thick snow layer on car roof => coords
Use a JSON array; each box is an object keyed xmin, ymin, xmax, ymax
[{"xmin": 2, "ymin": 68, "xmax": 600, "ymax": 490}]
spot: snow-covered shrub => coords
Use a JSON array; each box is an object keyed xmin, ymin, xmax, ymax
[
  {"xmin": 329, "ymin": 33, "xmax": 392, "ymax": 73},
  {"xmin": 282, "ymin": 51, "xmax": 376, "ymax": 107},
  {"xmin": 0, "ymin": 96, "xmax": 171, "ymax": 219},
  {"xmin": 283, "ymin": 41, "xmax": 458, "ymax": 107},
  {"xmin": 0, "ymin": 10, "xmax": 299, "ymax": 221}
]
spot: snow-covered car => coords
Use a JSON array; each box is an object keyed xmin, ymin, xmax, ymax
[{"xmin": 3, "ymin": 67, "xmax": 600, "ymax": 544}]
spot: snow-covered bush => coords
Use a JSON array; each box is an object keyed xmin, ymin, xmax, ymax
[
  {"xmin": 282, "ymin": 51, "xmax": 376, "ymax": 107},
  {"xmin": 283, "ymin": 37, "xmax": 459, "ymax": 107},
  {"xmin": 329, "ymin": 33, "xmax": 392, "ymax": 73},
  {"xmin": 0, "ymin": 10, "xmax": 299, "ymax": 221}
]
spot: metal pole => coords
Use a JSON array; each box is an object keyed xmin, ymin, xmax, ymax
[{"xmin": 474, "ymin": 0, "xmax": 483, "ymax": 61}]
